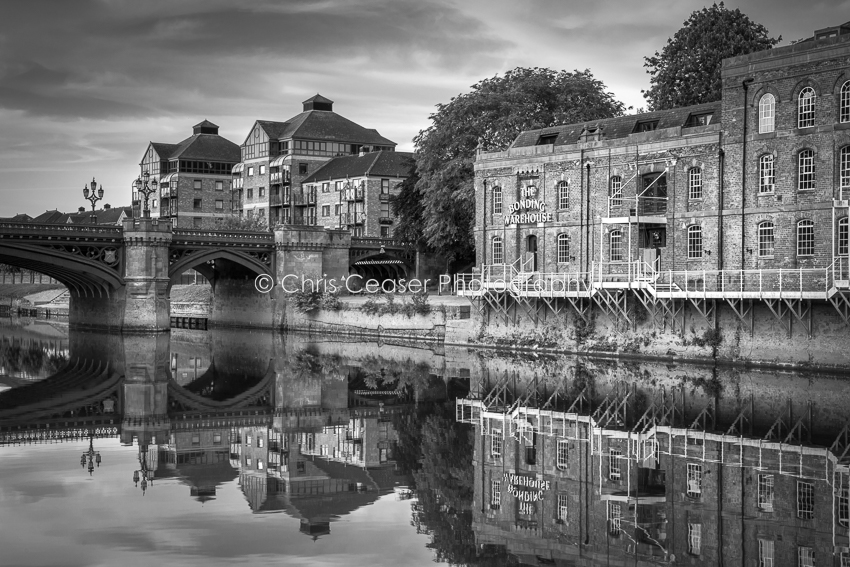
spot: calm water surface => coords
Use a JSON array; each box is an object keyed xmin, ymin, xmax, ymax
[{"xmin": 1, "ymin": 319, "xmax": 849, "ymax": 567}]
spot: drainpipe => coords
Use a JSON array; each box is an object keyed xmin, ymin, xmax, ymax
[
  {"xmin": 482, "ymin": 179, "xmax": 488, "ymax": 268},
  {"xmin": 586, "ymin": 162, "xmax": 592, "ymax": 276},
  {"xmin": 718, "ymin": 145, "xmax": 725, "ymax": 271},
  {"xmin": 740, "ymin": 78, "xmax": 754, "ymax": 271},
  {"xmin": 580, "ymin": 149, "xmax": 585, "ymax": 274}
]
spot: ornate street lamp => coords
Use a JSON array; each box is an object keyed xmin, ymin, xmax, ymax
[
  {"xmin": 80, "ymin": 434, "xmax": 102, "ymax": 475},
  {"xmin": 132, "ymin": 444, "xmax": 155, "ymax": 495},
  {"xmin": 82, "ymin": 178, "xmax": 104, "ymax": 224},
  {"xmin": 133, "ymin": 171, "xmax": 158, "ymax": 218}
]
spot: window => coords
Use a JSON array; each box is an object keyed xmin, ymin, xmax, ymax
[
  {"xmin": 380, "ymin": 202, "xmax": 390, "ymax": 218},
  {"xmin": 247, "ymin": 188, "xmax": 253, "ymax": 199},
  {"xmin": 215, "ymin": 180, "xmax": 223, "ymax": 191},
  {"xmin": 491, "ymin": 428, "xmax": 503, "ymax": 458},
  {"xmin": 686, "ymin": 463, "xmax": 702, "ymax": 498},
  {"xmin": 759, "ymin": 93, "xmax": 776, "ymax": 133},
  {"xmin": 557, "ymin": 493, "xmax": 568, "ymax": 521},
  {"xmin": 759, "ymin": 539, "xmax": 775, "ymax": 567},
  {"xmin": 634, "ymin": 120, "xmax": 659, "ymax": 133},
  {"xmin": 758, "ymin": 474, "xmax": 775, "ymax": 511},
  {"xmin": 759, "ymin": 155, "xmax": 775, "ymax": 193},
  {"xmin": 257, "ymin": 459, "xmax": 264, "ymax": 470},
  {"xmin": 798, "ymin": 149, "xmax": 815, "ymax": 190},
  {"xmin": 839, "ymin": 488, "xmax": 849, "ymax": 526},
  {"xmin": 259, "ymin": 164, "xmax": 266, "ymax": 175},
  {"xmin": 608, "ymin": 502, "xmax": 621, "ymax": 536},
  {"xmin": 688, "ymin": 225, "xmax": 703, "ymax": 259},
  {"xmin": 322, "ymin": 205, "xmax": 330, "ymax": 217},
  {"xmin": 213, "ymin": 433, "xmax": 222, "ymax": 445},
  {"xmin": 689, "ymin": 168, "xmax": 703, "ymax": 199},
  {"xmin": 798, "ymin": 87, "xmax": 816, "ymax": 128},
  {"xmin": 246, "ymin": 457, "xmax": 252, "ymax": 467},
  {"xmin": 334, "ymin": 204, "xmax": 341, "ymax": 216},
  {"xmin": 797, "ymin": 481, "xmax": 814, "ymax": 519},
  {"xmin": 537, "ymin": 133, "xmax": 558, "ymax": 145},
  {"xmin": 557, "ymin": 180, "xmax": 569, "ymax": 209},
  {"xmin": 609, "ymin": 230, "xmax": 623, "ymax": 262},
  {"xmin": 840, "ymin": 217, "xmax": 849, "ymax": 256},
  {"xmin": 556, "ymin": 440, "xmax": 569, "ymax": 469},
  {"xmin": 492, "ymin": 186, "xmax": 502, "ymax": 214},
  {"xmin": 842, "ymin": 81, "xmax": 850, "ymax": 123},
  {"xmin": 380, "ymin": 226, "xmax": 389, "ymax": 237},
  {"xmin": 610, "ymin": 176, "xmax": 622, "ymax": 207},
  {"xmin": 215, "ymin": 200, "xmax": 223, "ymax": 210},
  {"xmin": 246, "ymin": 209, "xmax": 253, "ymax": 218},
  {"xmin": 491, "ymin": 480, "xmax": 501, "ymax": 509},
  {"xmin": 685, "ymin": 112, "xmax": 714, "ymax": 127},
  {"xmin": 687, "ymin": 523, "xmax": 701, "ymax": 556},
  {"xmin": 298, "ymin": 163, "xmax": 308, "ymax": 175},
  {"xmin": 193, "ymin": 198, "xmax": 202, "ymax": 210},
  {"xmin": 797, "ymin": 220, "xmax": 815, "ymax": 256},
  {"xmin": 320, "ymin": 182, "xmax": 329, "ymax": 194},
  {"xmin": 257, "ymin": 187, "xmax": 264, "ymax": 198},
  {"xmin": 192, "ymin": 434, "xmax": 200, "ymax": 446},
  {"xmin": 492, "ymin": 236, "xmax": 503, "ymax": 264},
  {"xmin": 381, "ymin": 179, "xmax": 390, "ymax": 194},
  {"xmin": 841, "ymin": 147, "xmax": 850, "ymax": 197},
  {"xmin": 193, "ymin": 179, "xmax": 202, "ymax": 190},
  {"xmin": 798, "ymin": 546, "xmax": 815, "ymax": 567},
  {"xmin": 557, "ymin": 234, "xmax": 570, "ymax": 263},
  {"xmin": 257, "ymin": 437, "xmax": 264, "ymax": 448},
  {"xmin": 248, "ymin": 166, "xmax": 254, "ymax": 176},
  {"xmin": 758, "ymin": 222, "xmax": 775, "ymax": 257},
  {"xmin": 609, "ymin": 449, "xmax": 621, "ymax": 480}
]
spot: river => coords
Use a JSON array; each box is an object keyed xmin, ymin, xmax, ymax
[{"xmin": 0, "ymin": 318, "xmax": 848, "ymax": 566}]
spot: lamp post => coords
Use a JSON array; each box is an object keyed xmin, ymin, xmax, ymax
[
  {"xmin": 132, "ymin": 443, "xmax": 155, "ymax": 495},
  {"xmin": 133, "ymin": 171, "xmax": 158, "ymax": 218},
  {"xmin": 80, "ymin": 434, "xmax": 102, "ymax": 475},
  {"xmin": 82, "ymin": 178, "xmax": 104, "ymax": 224}
]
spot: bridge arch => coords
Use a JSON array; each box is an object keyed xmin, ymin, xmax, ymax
[
  {"xmin": 350, "ymin": 251, "xmax": 413, "ymax": 282},
  {"xmin": 168, "ymin": 248, "xmax": 273, "ymax": 287},
  {"xmin": 0, "ymin": 243, "xmax": 123, "ymax": 297}
]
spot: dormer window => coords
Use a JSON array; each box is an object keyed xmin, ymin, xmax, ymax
[
  {"xmin": 685, "ymin": 112, "xmax": 714, "ymax": 127},
  {"xmin": 536, "ymin": 133, "xmax": 558, "ymax": 145},
  {"xmin": 634, "ymin": 120, "xmax": 659, "ymax": 133},
  {"xmin": 579, "ymin": 127, "xmax": 601, "ymax": 142}
]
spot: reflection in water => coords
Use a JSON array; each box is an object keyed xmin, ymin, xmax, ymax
[{"xmin": 0, "ymin": 321, "xmax": 848, "ymax": 566}]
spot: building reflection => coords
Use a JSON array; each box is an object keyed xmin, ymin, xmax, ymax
[{"xmin": 459, "ymin": 366, "xmax": 850, "ymax": 566}]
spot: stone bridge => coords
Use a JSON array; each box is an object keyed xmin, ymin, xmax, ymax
[{"xmin": 0, "ymin": 219, "xmax": 417, "ymax": 331}]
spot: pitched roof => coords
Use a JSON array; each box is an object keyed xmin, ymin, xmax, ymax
[
  {"xmin": 302, "ymin": 151, "xmax": 414, "ymax": 183},
  {"xmin": 303, "ymin": 94, "xmax": 334, "ymax": 105},
  {"xmin": 65, "ymin": 206, "xmax": 132, "ymax": 225},
  {"xmin": 193, "ymin": 119, "xmax": 218, "ymax": 130},
  {"xmin": 276, "ymin": 110, "xmax": 396, "ymax": 146},
  {"xmin": 169, "ymin": 133, "xmax": 241, "ymax": 162},
  {"xmin": 31, "ymin": 210, "xmax": 68, "ymax": 224},
  {"xmin": 149, "ymin": 142, "xmax": 181, "ymax": 160},
  {"xmin": 0, "ymin": 213, "xmax": 33, "ymax": 222},
  {"xmin": 510, "ymin": 101, "xmax": 721, "ymax": 148},
  {"xmin": 256, "ymin": 120, "xmax": 291, "ymax": 139}
]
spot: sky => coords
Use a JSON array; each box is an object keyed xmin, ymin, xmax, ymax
[{"xmin": 0, "ymin": 0, "xmax": 848, "ymax": 217}]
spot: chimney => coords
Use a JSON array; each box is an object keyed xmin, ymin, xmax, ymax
[
  {"xmin": 359, "ymin": 145, "xmax": 370, "ymax": 157},
  {"xmin": 104, "ymin": 204, "xmax": 111, "ymax": 209},
  {"xmin": 78, "ymin": 207, "xmax": 85, "ymax": 213}
]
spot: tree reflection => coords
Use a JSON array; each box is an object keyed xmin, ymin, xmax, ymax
[{"xmin": 0, "ymin": 341, "xmax": 67, "ymax": 377}]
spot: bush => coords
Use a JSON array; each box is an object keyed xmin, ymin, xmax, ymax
[
  {"xmin": 359, "ymin": 292, "xmax": 431, "ymax": 318},
  {"xmin": 291, "ymin": 289, "xmax": 322, "ymax": 313},
  {"xmin": 320, "ymin": 288, "xmax": 342, "ymax": 311}
]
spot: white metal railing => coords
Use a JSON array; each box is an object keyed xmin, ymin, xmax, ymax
[{"xmin": 652, "ymin": 267, "xmax": 831, "ymax": 297}]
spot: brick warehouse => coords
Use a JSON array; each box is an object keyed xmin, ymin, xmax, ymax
[
  {"xmin": 464, "ymin": 23, "xmax": 850, "ymax": 339},
  {"xmin": 136, "ymin": 120, "xmax": 241, "ymax": 229}
]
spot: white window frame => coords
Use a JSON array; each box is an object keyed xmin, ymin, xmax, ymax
[
  {"xmin": 557, "ymin": 439, "xmax": 569, "ymax": 470},
  {"xmin": 758, "ymin": 539, "xmax": 774, "ymax": 567},
  {"xmin": 492, "ymin": 236, "xmax": 503, "ymax": 265},
  {"xmin": 688, "ymin": 168, "xmax": 702, "ymax": 200},
  {"xmin": 610, "ymin": 176, "xmax": 622, "ymax": 207},
  {"xmin": 797, "ymin": 481, "xmax": 814, "ymax": 520},
  {"xmin": 491, "ymin": 428, "xmax": 503, "ymax": 458},
  {"xmin": 798, "ymin": 149, "xmax": 815, "ymax": 191},
  {"xmin": 759, "ymin": 93, "xmax": 776, "ymax": 133},
  {"xmin": 557, "ymin": 493, "xmax": 568, "ymax": 521},
  {"xmin": 839, "ymin": 217, "xmax": 849, "ymax": 256},
  {"xmin": 798, "ymin": 546, "xmax": 815, "ymax": 567},
  {"xmin": 841, "ymin": 146, "xmax": 850, "ymax": 198},
  {"xmin": 609, "ymin": 448, "xmax": 622, "ymax": 480},
  {"xmin": 758, "ymin": 222, "xmax": 775, "ymax": 258},
  {"xmin": 259, "ymin": 164, "xmax": 266, "ymax": 175},
  {"xmin": 687, "ymin": 523, "xmax": 701, "ymax": 556},
  {"xmin": 492, "ymin": 186, "xmax": 502, "ymax": 215},
  {"xmin": 557, "ymin": 234, "xmax": 570, "ymax": 264},
  {"xmin": 841, "ymin": 81, "xmax": 850, "ymax": 124},
  {"xmin": 608, "ymin": 502, "xmax": 621, "ymax": 536},
  {"xmin": 687, "ymin": 225, "xmax": 703, "ymax": 259},
  {"xmin": 797, "ymin": 219, "xmax": 815, "ymax": 256},
  {"xmin": 758, "ymin": 474, "xmax": 774, "ymax": 511},
  {"xmin": 609, "ymin": 230, "xmax": 623, "ymax": 262},
  {"xmin": 839, "ymin": 487, "xmax": 849, "ymax": 526},
  {"xmin": 759, "ymin": 154, "xmax": 775, "ymax": 193},
  {"xmin": 687, "ymin": 463, "xmax": 702, "ymax": 498},
  {"xmin": 557, "ymin": 180, "xmax": 569, "ymax": 209},
  {"xmin": 491, "ymin": 479, "xmax": 501, "ymax": 509},
  {"xmin": 798, "ymin": 87, "xmax": 816, "ymax": 129}
]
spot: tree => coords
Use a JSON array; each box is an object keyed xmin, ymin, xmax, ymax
[
  {"xmin": 389, "ymin": 158, "xmax": 426, "ymax": 247},
  {"xmin": 412, "ymin": 68, "xmax": 625, "ymax": 265},
  {"xmin": 214, "ymin": 214, "xmax": 268, "ymax": 232},
  {"xmin": 643, "ymin": 3, "xmax": 781, "ymax": 110}
]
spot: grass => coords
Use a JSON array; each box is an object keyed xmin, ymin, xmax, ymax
[
  {"xmin": 0, "ymin": 284, "xmax": 66, "ymax": 303},
  {"xmin": 170, "ymin": 284, "xmax": 211, "ymax": 304}
]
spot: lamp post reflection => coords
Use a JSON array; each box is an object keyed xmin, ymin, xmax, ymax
[
  {"xmin": 132, "ymin": 444, "xmax": 155, "ymax": 495},
  {"xmin": 80, "ymin": 435, "xmax": 102, "ymax": 475}
]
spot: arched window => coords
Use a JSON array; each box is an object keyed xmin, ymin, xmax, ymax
[
  {"xmin": 557, "ymin": 180, "xmax": 569, "ymax": 209},
  {"xmin": 758, "ymin": 221, "xmax": 775, "ymax": 257},
  {"xmin": 687, "ymin": 225, "xmax": 703, "ymax": 259},
  {"xmin": 759, "ymin": 155, "xmax": 775, "ymax": 193},
  {"xmin": 798, "ymin": 87, "xmax": 816, "ymax": 129},
  {"xmin": 839, "ymin": 217, "xmax": 848, "ymax": 256},
  {"xmin": 492, "ymin": 186, "xmax": 502, "ymax": 214},
  {"xmin": 492, "ymin": 235, "xmax": 503, "ymax": 264},
  {"xmin": 797, "ymin": 219, "xmax": 815, "ymax": 256},
  {"xmin": 557, "ymin": 233, "xmax": 570, "ymax": 263},
  {"xmin": 841, "ymin": 81, "xmax": 850, "ymax": 124},
  {"xmin": 841, "ymin": 146, "xmax": 850, "ymax": 198},
  {"xmin": 759, "ymin": 93, "xmax": 775, "ymax": 133},
  {"xmin": 798, "ymin": 149, "xmax": 815, "ymax": 191},
  {"xmin": 688, "ymin": 168, "xmax": 703, "ymax": 200},
  {"xmin": 609, "ymin": 176, "xmax": 622, "ymax": 207},
  {"xmin": 609, "ymin": 230, "xmax": 623, "ymax": 262}
]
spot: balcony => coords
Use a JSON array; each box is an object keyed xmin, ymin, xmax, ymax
[
  {"xmin": 344, "ymin": 187, "xmax": 365, "ymax": 201},
  {"xmin": 291, "ymin": 191, "xmax": 316, "ymax": 206},
  {"xmin": 270, "ymin": 171, "xmax": 290, "ymax": 185},
  {"xmin": 232, "ymin": 177, "xmax": 243, "ymax": 190},
  {"xmin": 341, "ymin": 212, "xmax": 366, "ymax": 225},
  {"xmin": 379, "ymin": 216, "xmax": 393, "ymax": 224},
  {"xmin": 269, "ymin": 194, "xmax": 282, "ymax": 207}
]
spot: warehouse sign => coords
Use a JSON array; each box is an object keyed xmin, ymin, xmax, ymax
[
  {"xmin": 503, "ymin": 186, "xmax": 553, "ymax": 226},
  {"xmin": 503, "ymin": 473, "xmax": 551, "ymax": 502}
]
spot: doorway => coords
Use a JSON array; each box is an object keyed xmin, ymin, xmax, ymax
[{"xmin": 526, "ymin": 235, "xmax": 538, "ymax": 272}]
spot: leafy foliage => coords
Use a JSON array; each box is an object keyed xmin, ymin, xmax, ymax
[
  {"xmin": 412, "ymin": 67, "xmax": 625, "ymax": 263},
  {"xmin": 214, "ymin": 214, "xmax": 269, "ymax": 232},
  {"xmin": 643, "ymin": 2, "xmax": 781, "ymax": 110},
  {"xmin": 290, "ymin": 287, "xmax": 342, "ymax": 313},
  {"xmin": 388, "ymin": 158, "xmax": 426, "ymax": 246},
  {"xmin": 361, "ymin": 292, "xmax": 430, "ymax": 317}
]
